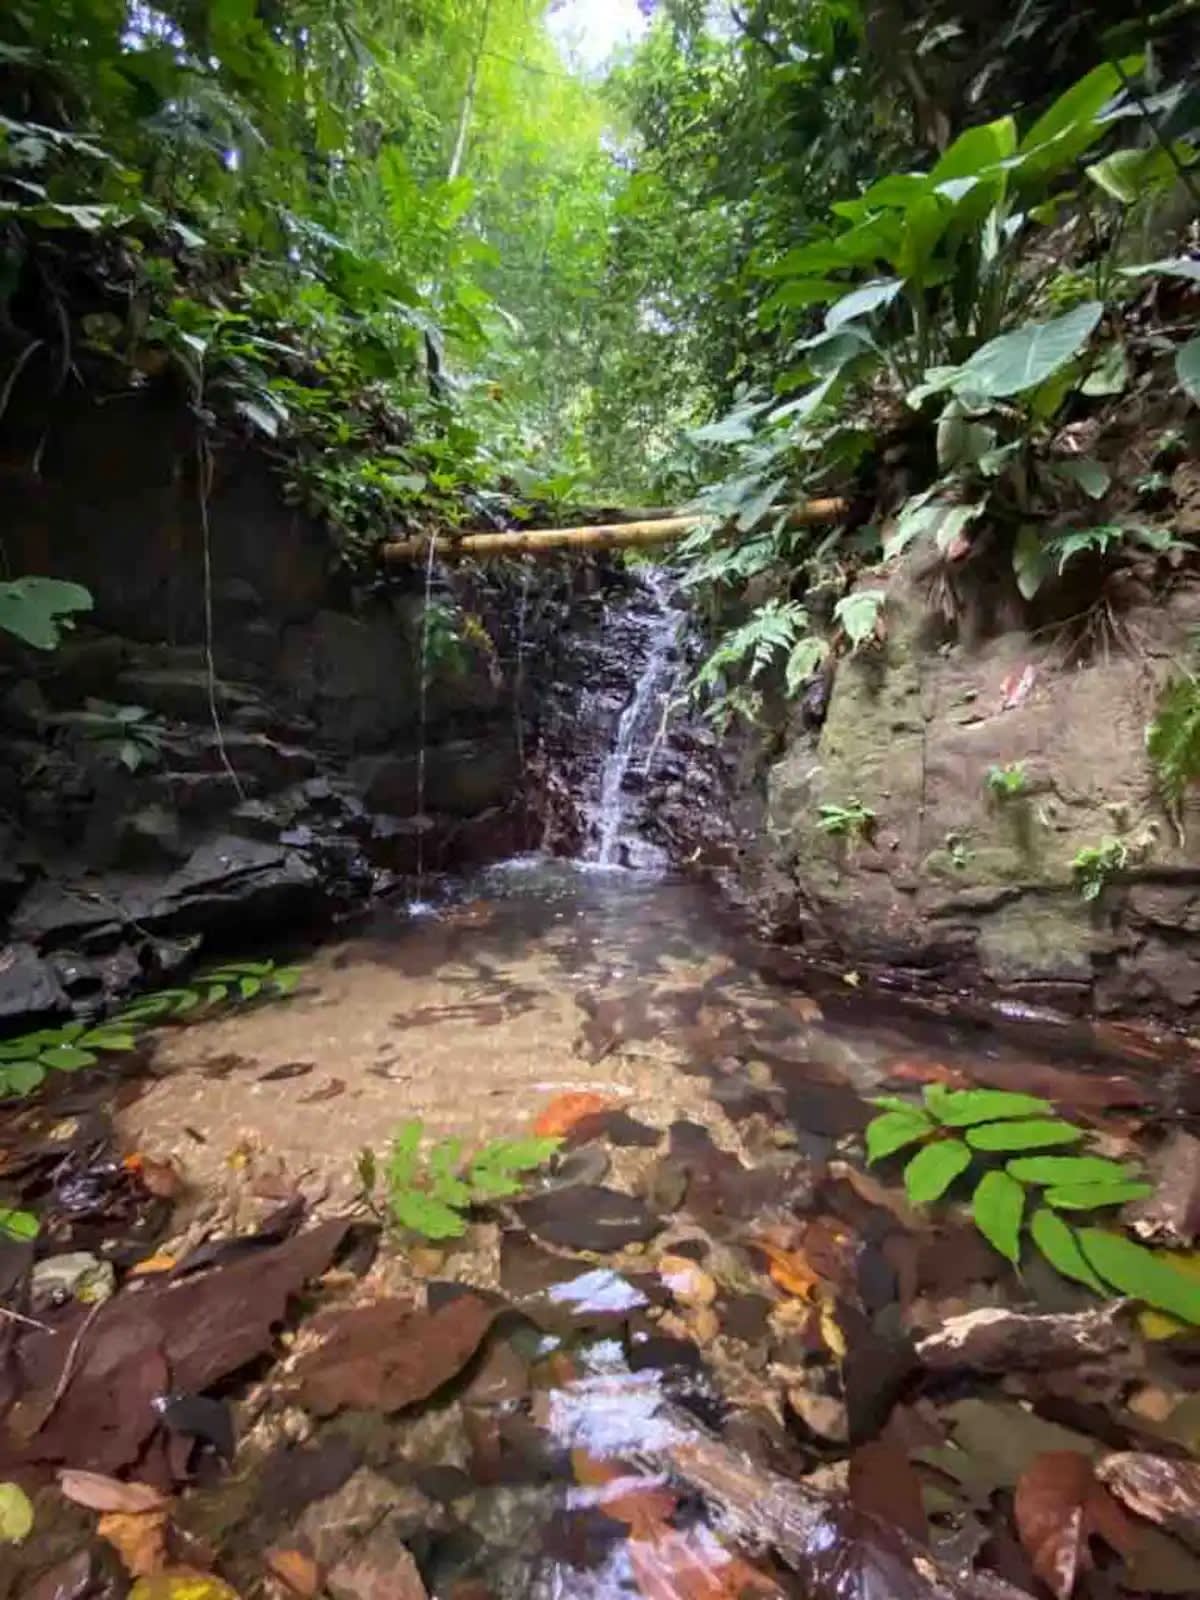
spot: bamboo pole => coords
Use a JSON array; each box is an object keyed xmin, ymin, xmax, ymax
[{"xmin": 379, "ymin": 499, "xmax": 851, "ymax": 564}]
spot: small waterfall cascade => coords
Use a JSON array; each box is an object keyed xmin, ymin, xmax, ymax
[
  {"xmin": 411, "ymin": 531, "xmax": 439, "ymax": 907},
  {"xmin": 588, "ymin": 570, "xmax": 683, "ymax": 868}
]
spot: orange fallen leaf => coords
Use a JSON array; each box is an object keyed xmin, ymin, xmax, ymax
[
  {"xmin": 265, "ymin": 1548, "xmax": 323, "ymax": 1598},
  {"xmin": 753, "ymin": 1239, "xmax": 820, "ymax": 1299},
  {"xmin": 129, "ymin": 1253, "xmax": 177, "ymax": 1277},
  {"xmin": 571, "ymin": 1449, "xmax": 677, "ymax": 1535},
  {"xmin": 533, "ymin": 1091, "xmax": 612, "ymax": 1138},
  {"xmin": 629, "ymin": 1527, "xmax": 783, "ymax": 1599},
  {"xmin": 98, "ymin": 1508, "xmax": 169, "ymax": 1578}
]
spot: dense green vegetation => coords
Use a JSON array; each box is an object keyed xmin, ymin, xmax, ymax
[{"xmin": 2, "ymin": 0, "xmax": 1198, "ymax": 729}]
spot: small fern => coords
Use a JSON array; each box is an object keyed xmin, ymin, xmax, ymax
[
  {"xmin": 1147, "ymin": 671, "xmax": 1200, "ymax": 825},
  {"xmin": 358, "ymin": 1120, "xmax": 561, "ymax": 1241}
]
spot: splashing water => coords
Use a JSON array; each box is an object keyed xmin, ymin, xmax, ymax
[{"xmin": 591, "ymin": 572, "xmax": 681, "ymax": 868}]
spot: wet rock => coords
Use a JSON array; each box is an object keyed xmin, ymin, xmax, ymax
[
  {"xmin": 916, "ymin": 1304, "xmax": 1131, "ymax": 1373},
  {"xmin": 1124, "ymin": 1131, "xmax": 1200, "ymax": 1248},
  {"xmin": 351, "ymin": 738, "xmax": 519, "ymax": 819},
  {"xmin": 515, "ymin": 1184, "xmax": 661, "ymax": 1252},
  {"xmin": 113, "ymin": 667, "xmax": 261, "ymax": 722},
  {"xmin": 0, "ymin": 940, "xmax": 68, "ymax": 1022},
  {"xmin": 565, "ymin": 1108, "xmax": 661, "ymax": 1149}
]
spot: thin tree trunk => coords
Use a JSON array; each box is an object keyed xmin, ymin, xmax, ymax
[{"xmin": 448, "ymin": 0, "xmax": 492, "ymax": 181}]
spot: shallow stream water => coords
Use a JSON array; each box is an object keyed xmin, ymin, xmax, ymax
[{"xmin": 112, "ymin": 856, "xmax": 1200, "ymax": 1600}]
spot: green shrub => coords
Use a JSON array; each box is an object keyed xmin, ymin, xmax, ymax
[
  {"xmin": 1070, "ymin": 837, "xmax": 1128, "ymax": 900},
  {"xmin": 986, "ymin": 762, "xmax": 1028, "ymax": 799},
  {"xmin": 816, "ymin": 799, "xmax": 876, "ymax": 840},
  {"xmin": 357, "ymin": 1120, "xmax": 560, "ymax": 1241},
  {"xmin": 865, "ymin": 1086, "xmax": 1199, "ymax": 1323}
]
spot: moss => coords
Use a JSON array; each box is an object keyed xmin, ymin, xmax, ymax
[{"xmin": 977, "ymin": 897, "xmax": 1097, "ymax": 983}]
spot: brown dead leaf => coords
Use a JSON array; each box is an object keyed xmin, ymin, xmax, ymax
[
  {"xmin": 292, "ymin": 1293, "xmax": 495, "ymax": 1416},
  {"xmin": 298, "ymin": 1078, "xmax": 346, "ymax": 1105},
  {"xmin": 789, "ymin": 996, "xmax": 824, "ymax": 1024},
  {"xmin": 265, "ymin": 1548, "xmax": 323, "ymax": 1598},
  {"xmin": 883, "ymin": 1059, "xmax": 971, "ymax": 1089},
  {"xmin": 849, "ymin": 1440, "xmax": 927, "ymax": 1545},
  {"xmin": 533, "ymin": 1091, "xmax": 612, "ymax": 1138},
  {"xmin": 1014, "ymin": 1450, "xmax": 1138, "ymax": 1599},
  {"xmin": 98, "ymin": 1508, "xmax": 169, "ymax": 1578},
  {"xmin": 1097, "ymin": 1453, "xmax": 1200, "ymax": 1541},
  {"xmin": 828, "ymin": 1161, "xmax": 923, "ymax": 1231},
  {"xmin": 59, "ymin": 1470, "xmax": 168, "ymax": 1514}
]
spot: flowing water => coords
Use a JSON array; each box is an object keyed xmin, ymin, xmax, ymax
[{"xmin": 589, "ymin": 573, "xmax": 683, "ymax": 868}]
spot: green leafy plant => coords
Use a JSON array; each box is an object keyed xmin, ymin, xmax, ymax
[
  {"xmin": 1071, "ymin": 837, "xmax": 1128, "ymax": 901},
  {"xmin": 865, "ymin": 1085, "xmax": 1200, "ymax": 1323},
  {"xmin": 816, "ymin": 799, "xmax": 876, "ymax": 840},
  {"xmin": 0, "ymin": 1207, "xmax": 39, "ymax": 1243},
  {"xmin": 1147, "ymin": 670, "xmax": 1200, "ymax": 832},
  {"xmin": 114, "ymin": 961, "xmax": 300, "ymax": 1022},
  {"xmin": 0, "ymin": 578, "xmax": 93, "ymax": 649},
  {"xmin": 50, "ymin": 700, "xmax": 168, "ymax": 772},
  {"xmin": 0, "ymin": 961, "xmax": 301, "ymax": 1101},
  {"xmin": 357, "ymin": 1119, "xmax": 561, "ymax": 1241},
  {"xmin": 986, "ymin": 762, "xmax": 1028, "ymax": 800}
]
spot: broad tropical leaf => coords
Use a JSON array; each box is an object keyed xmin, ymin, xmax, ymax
[
  {"xmin": 0, "ymin": 577, "xmax": 93, "ymax": 650},
  {"xmin": 955, "ymin": 302, "xmax": 1103, "ymax": 398},
  {"xmin": 1176, "ymin": 338, "xmax": 1200, "ymax": 405},
  {"xmin": 1030, "ymin": 1208, "xmax": 1107, "ymax": 1293},
  {"xmin": 1079, "ymin": 1231, "xmax": 1200, "ymax": 1324}
]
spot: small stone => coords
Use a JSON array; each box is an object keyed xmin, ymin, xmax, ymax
[
  {"xmin": 328, "ymin": 1533, "xmax": 428, "ymax": 1600},
  {"xmin": 787, "ymin": 1387, "xmax": 849, "ymax": 1443},
  {"xmin": 31, "ymin": 1253, "xmax": 115, "ymax": 1311},
  {"xmin": 657, "ymin": 1254, "xmax": 717, "ymax": 1310},
  {"xmin": 1128, "ymin": 1385, "xmax": 1178, "ymax": 1425}
]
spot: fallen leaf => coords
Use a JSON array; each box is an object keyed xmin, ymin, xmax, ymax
[
  {"xmin": 533, "ymin": 1091, "xmax": 612, "ymax": 1138},
  {"xmin": 98, "ymin": 1507, "xmax": 169, "ymax": 1578},
  {"xmin": 516, "ymin": 1184, "xmax": 661, "ymax": 1251},
  {"xmin": 754, "ymin": 1239, "xmax": 819, "ymax": 1299},
  {"xmin": 258, "ymin": 1062, "xmax": 314, "ymax": 1082},
  {"xmin": 883, "ymin": 1059, "xmax": 971, "ymax": 1089},
  {"xmin": 1014, "ymin": 1450, "xmax": 1137, "ymax": 1599},
  {"xmin": 1097, "ymin": 1453, "xmax": 1200, "ymax": 1540},
  {"xmin": 828, "ymin": 1160, "xmax": 923, "ymax": 1230},
  {"xmin": 292, "ymin": 1294, "xmax": 495, "ymax": 1416},
  {"xmin": 265, "ymin": 1548, "xmax": 323, "ymax": 1598},
  {"xmin": 1137, "ymin": 1252, "xmax": 1200, "ymax": 1340},
  {"xmin": 129, "ymin": 1253, "xmax": 178, "ymax": 1277},
  {"xmin": 58, "ymin": 1470, "xmax": 168, "ymax": 1513},
  {"xmin": 789, "ymin": 995, "xmax": 824, "ymax": 1024},
  {"xmin": 298, "ymin": 1078, "xmax": 346, "ymax": 1104},
  {"xmin": 817, "ymin": 1296, "xmax": 847, "ymax": 1363},
  {"xmin": 129, "ymin": 1575, "xmax": 241, "ymax": 1600},
  {"xmin": 629, "ymin": 1526, "xmax": 783, "ymax": 1598},
  {"xmin": 140, "ymin": 1158, "xmax": 185, "ymax": 1200},
  {"xmin": 849, "ymin": 1440, "xmax": 927, "ymax": 1545},
  {"xmin": 0, "ymin": 1481, "xmax": 34, "ymax": 1543},
  {"xmin": 22, "ymin": 1549, "xmax": 93, "ymax": 1600}
]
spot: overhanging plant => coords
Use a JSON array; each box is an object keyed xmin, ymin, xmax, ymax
[{"xmin": 866, "ymin": 1085, "xmax": 1200, "ymax": 1324}]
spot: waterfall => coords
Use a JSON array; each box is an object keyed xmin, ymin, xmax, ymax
[{"xmin": 589, "ymin": 571, "xmax": 681, "ymax": 868}]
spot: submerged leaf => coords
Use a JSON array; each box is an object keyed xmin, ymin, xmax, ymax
[{"xmin": 0, "ymin": 1482, "xmax": 33, "ymax": 1543}]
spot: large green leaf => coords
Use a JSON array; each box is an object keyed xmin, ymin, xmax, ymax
[
  {"xmin": 1079, "ymin": 1230, "xmax": 1200, "ymax": 1324},
  {"xmin": 1006, "ymin": 1156, "xmax": 1141, "ymax": 1187},
  {"xmin": 1176, "ymin": 338, "xmax": 1200, "ymax": 405},
  {"xmin": 1120, "ymin": 257, "xmax": 1200, "ymax": 284},
  {"xmin": 924, "ymin": 1086, "xmax": 1053, "ymax": 1127},
  {"xmin": 1030, "ymin": 1208, "xmax": 1107, "ymax": 1293},
  {"xmin": 0, "ymin": 1207, "xmax": 38, "ymax": 1242},
  {"xmin": 866, "ymin": 1109, "xmax": 934, "ymax": 1164},
  {"xmin": 834, "ymin": 591, "xmax": 883, "ymax": 648},
  {"xmin": 930, "ymin": 117, "xmax": 1016, "ymax": 186},
  {"xmin": 904, "ymin": 1139, "xmax": 972, "ymax": 1205},
  {"xmin": 1014, "ymin": 59, "xmax": 1143, "ymax": 186},
  {"xmin": 966, "ymin": 1119, "xmax": 1084, "ymax": 1153},
  {"xmin": 825, "ymin": 277, "xmax": 903, "ymax": 330},
  {"xmin": 955, "ymin": 302, "xmax": 1103, "ymax": 398},
  {"xmin": 0, "ymin": 578, "xmax": 93, "ymax": 650},
  {"xmin": 972, "ymin": 1170, "xmax": 1024, "ymax": 1264}
]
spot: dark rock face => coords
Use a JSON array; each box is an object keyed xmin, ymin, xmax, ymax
[{"xmin": 0, "ymin": 393, "xmax": 588, "ymax": 1027}]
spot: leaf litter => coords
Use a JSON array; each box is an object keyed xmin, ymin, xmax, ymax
[{"xmin": 6, "ymin": 885, "xmax": 1200, "ymax": 1600}]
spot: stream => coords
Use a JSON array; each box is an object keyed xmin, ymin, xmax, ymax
[{"xmin": 6, "ymin": 577, "xmax": 1200, "ymax": 1600}]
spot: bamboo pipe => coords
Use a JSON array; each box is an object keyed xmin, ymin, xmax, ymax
[{"xmin": 379, "ymin": 498, "xmax": 851, "ymax": 564}]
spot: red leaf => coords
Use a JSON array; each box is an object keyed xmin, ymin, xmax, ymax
[
  {"xmin": 1000, "ymin": 663, "xmax": 1037, "ymax": 710},
  {"xmin": 1015, "ymin": 1450, "xmax": 1138, "ymax": 1599}
]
